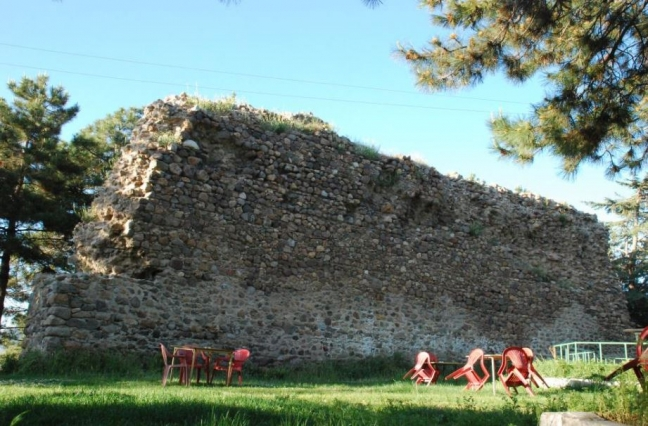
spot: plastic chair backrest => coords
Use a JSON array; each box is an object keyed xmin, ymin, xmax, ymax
[
  {"xmin": 466, "ymin": 348, "xmax": 485, "ymax": 367},
  {"xmin": 411, "ymin": 351, "xmax": 439, "ymax": 385},
  {"xmin": 160, "ymin": 344, "xmax": 190, "ymax": 365},
  {"xmin": 412, "ymin": 351, "xmax": 431, "ymax": 370},
  {"xmin": 445, "ymin": 348, "xmax": 488, "ymax": 388},
  {"xmin": 498, "ymin": 347, "xmax": 529, "ymax": 375},
  {"xmin": 233, "ymin": 349, "xmax": 251, "ymax": 366},
  {"xmin": 160, "ymin": 343, "xmax": 173, "ymax": 366},
  {"xmin": 180, "ymin": 348, "xmax": 196, "ymax": 364},
  {"xmin": 522, "ymin": 347, "xmax": 534, "ymax": 363}
]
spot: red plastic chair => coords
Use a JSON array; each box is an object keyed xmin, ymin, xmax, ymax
[
  {"xmin": 179, "ymin": 349, "xmax": 211, "ymax": 384},
  {"xmin": 160, "ymin": 343, "xmax": 189, "ymax": 386},
  {"xmin": 497, "ymin": 346, "xmax": 535, "ymax": 396},
  {"xmin": 522, "ymin": 347, "xmax": 549, "ymax": 388},
  {"xmin": 605, "ymin": 326, "xmax": 648, "ymax": 387},
  {"xmin": 403, "ymin": 351, "xmax": 440, "ymax": 386},
  {"xmin": 209, "ymin": 348, "xmax": 251, "ymax": 386},
  {"xmin": 445, "ymin": 348, "xmax": 490, "ymax": 391}
]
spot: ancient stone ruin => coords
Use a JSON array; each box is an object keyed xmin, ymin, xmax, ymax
[{"xmin": 23, "ymin": 94, "xmax": 632, "ymax": 365}]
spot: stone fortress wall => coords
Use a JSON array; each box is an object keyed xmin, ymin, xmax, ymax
[{"xmin": 23, "ymin": 94, "xmax": 632, "ymax": 365}]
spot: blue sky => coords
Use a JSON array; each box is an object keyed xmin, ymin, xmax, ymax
[{"xmin": 0, "ymin": 0, "xmax": 628, "ymax": 221}]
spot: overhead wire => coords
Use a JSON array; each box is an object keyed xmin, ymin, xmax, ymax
[
  {"xmin": 0, "ymin": 42, "xmax": 531, "ymax": 106},
  {"xmin": 0, "ymin": 62, "xmax": 528, "ymax": 114}
]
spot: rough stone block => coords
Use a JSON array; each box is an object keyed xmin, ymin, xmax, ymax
[
  {"xmin": 43, "ymin": 315, "xmax": 66, "ymax": 326},
  {"xmin": 47, "ymin": 307, "xmax": 71, "ymax": 320},
  {"xmin": 46, "ymin": 293, "xmax": 70, "ymax": 306},
  {"xmin": 44, "ymin": 327, "xmax": 71, "ymax": 337},
  {"xmin": 67, "ymin": 318, "xmax": 100, "ymax": 330}
]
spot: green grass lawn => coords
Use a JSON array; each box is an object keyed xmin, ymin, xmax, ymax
[{"xmin": 1, "ymin": 355, "xmax": 647, "ymax": 426}]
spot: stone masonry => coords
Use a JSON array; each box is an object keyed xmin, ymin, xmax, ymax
[{"xmin": 23, "ymin": 94, "xmax": 632, "ymax": 365}]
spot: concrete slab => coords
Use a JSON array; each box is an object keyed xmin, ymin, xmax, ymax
[
  {"xmin": 539, "ymin": 412, "xmax": 626, "ymax": 425},
  {"xmin": 544, "ymin": 377, "xmax": 612, "ymax": 389}
]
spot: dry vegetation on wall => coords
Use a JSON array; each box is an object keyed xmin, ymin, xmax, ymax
[{"xmin": 22, "ymin": 93, "xmax": 631, "ymax": 364}]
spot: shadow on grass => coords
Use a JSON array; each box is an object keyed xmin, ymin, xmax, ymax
[
  {"xmin": 0, "ymin": 373, "xmax": 501, "ymax": 391},
  {"xmin": 1, "ymin": 394, "xmax": 537, "ymax": 426},
  {"xmin": 0, "ymin": 373, "xmax": 474, "ymax": 389}
]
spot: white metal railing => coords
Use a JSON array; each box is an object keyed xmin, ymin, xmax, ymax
[{"xmin": 550, "ymin": 341, "xmax": 636, "ymax": 362}]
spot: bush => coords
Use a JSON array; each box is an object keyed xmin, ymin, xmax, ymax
[
  {"xmin": 468, "ymin": 222, "xmax": 484, "ymax": 237},
  {"xmin": 186, "ymin": 93, "xmax": 237, "ymax": 116},
  {"xmin": 251, "ymin": 353, "xmax": 410, "ymax": 383},
  {"xmin": 353, "ymin": 142, "xmax": 381, "ymax": 161},
  {"xmin": 0, "ymin": 349, "xmax": 21, "ymax": 374},
  {"xmin": 626, "ymin": 290, "xmax": 648, "ymax": 326},
  {"xmin": 259, "ymin": 111, "xmax": 331, "ymax": 134},
  {"xmin": 2, "ymin": 348, "xmax": 159, "ymax": 376}
]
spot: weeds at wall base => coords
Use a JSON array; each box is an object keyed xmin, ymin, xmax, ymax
[{"xmin": 1, "ymin": 348, "xmax": 159, "ymax": 376}]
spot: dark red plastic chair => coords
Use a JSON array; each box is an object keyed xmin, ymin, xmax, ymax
[
  {"xmin": 605, "ymin": 326, "xmax": 648, "ymax": 387},
  {"xmin": 160, "ymin": 343, "xmax": 189, "ymax": 386},
  {"xmin": 209, "ymin": 348, "xmax": 251, "ymax": 386},
  {"xmin": 522, "ymin": 347, "xmax": 549, "ymax": 388},
  {"xmin": 179, "ymin": 349, "xmax": 211, "ymax": 384},
  {"xmin": 497, "ymin": 346, "xmax": 535, "ymax": 396},
  {"xmin": 445, "ymin": 348, "xmax": 490, "ymax": 391},
  {"xmin": 403, "ymin": 351, "xmax": 440, "ymax": 386}
]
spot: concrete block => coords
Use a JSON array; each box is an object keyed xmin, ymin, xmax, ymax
[{"xmin": 540, "ymin": 412, "xmax": 626, "ymax": 426}]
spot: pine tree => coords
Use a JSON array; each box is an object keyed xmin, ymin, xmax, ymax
[
  {"xmin": 72, "ymin": 106, "xmax": 143, "ymax": 188},
  {"xmin": 590, "ymin": 175, "xmax": 648, "ymax": 325},
  {"xmin": 0, "ymin": 75, "xmax": 96, "ymax": 325},
  {"xmin": 0, "ymin": 257, "xmax": 35, "ymax": 347},
  {"xmin": 398, "ymin": 0, "xmax": 648, "ymax": 176}
]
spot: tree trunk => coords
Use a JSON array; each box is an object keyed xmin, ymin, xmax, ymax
[{"xmin": 0, "ymin": 219, "xmax": 16, "ymax": 325}]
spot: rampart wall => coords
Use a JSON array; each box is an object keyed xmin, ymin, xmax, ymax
[{"xmin": 23, "ymin": 94, "xmax": 632, "ymax": 364}]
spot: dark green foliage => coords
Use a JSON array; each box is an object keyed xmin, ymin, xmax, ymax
[
  {"xmin": 529, "ymin": 266, "xmax": 551, "ymax": 282},
  {"xmin": 73, "ymin": 107, "xmax": 143, "ymax": 188},
  {"xmin": 1, "ymin": 259, "xmax": 36, "ymax": 347},
  {"xmin": 558, "ymin": 214, "xmax": 569, "ymax": 227},
  {"xmin": 0, "ymin": 79, "xmax": 140, "ymax": 332},
  {"xmin": 468, "ymin": 222, "xmax": 484, "ymax": 237},
  {"xmin": 0, "ymin": 349, "xmax": 20, "ymax": 374},
  {"xmin": 269, "ymin": 121, "xmax": 289, "ymax": 134},
  {"xmin": 3, "ymin": 350, "xmax": 406, "ymax": 382},
  {"xmin": 399, "ymin": 0, "xmax": 648, "ymax": 176},
  {"xmin": 353, "ymin": 142, "xmax": 381, "ymax": 161},
  {"xmin": 590, "ymin": 175, "xmax": 648, "ymax": 325},
  {"xmin": 374, "ymin": 170, "xmax": 400, "ymax": 188},
  {"xmin": 1, "ymin": 349, "xmax": 158, "ymax": 376},
  {"xmin": 0, "ymin": 75, "xmax": 102, "ymax": 326},
  {"xmin": 250, "ymin": 352, "xmax": 410, "ymax": 383},
  {"xmin": 626, "ymin": 291, "xmax": 648, "ymax": 326}
]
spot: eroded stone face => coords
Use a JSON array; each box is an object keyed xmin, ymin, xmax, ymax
[{"xmin": 23, "ymin": 94, "xmax": 631, "ymax": 363}]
